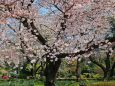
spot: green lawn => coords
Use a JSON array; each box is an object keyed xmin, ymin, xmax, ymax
[
  {"xmin": 88, "ymin": 80, "xmax": 115, "ymax": 86},
  {"xmin": 0, "ymin": 79, "xmax": 44, "ymax": 86},
  {"xmin": 0, "ymin": 79, "xmax": 115, "ymax": 86},
  {"xmin": 0, "ymin": 80, "xmax": 79, "ymax": 86}
]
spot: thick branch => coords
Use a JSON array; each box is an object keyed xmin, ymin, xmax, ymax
[{"xmin": 22, "ymin": 19, "xmax": 47, "ymax": 45}]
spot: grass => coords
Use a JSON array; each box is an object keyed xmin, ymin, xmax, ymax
[
  {"xmin": 88, "ymin": 80, "xmax": 115, "ymax": 86},
  {"xmin": 0, "ymin": 79, "xmax": 115, "ymax": 86},
  {"xmin": 56, "ymin": 81, "xmax": 79, "ymax": 86},
  {"xmin": 55, "ymin": 80, "xmax": 115, "ymax": 86},
  {"xmin": 0, "ymin": 80, "xmax": 79, "ymax": 86},
  {"xmin": 0, "ymin": 79, "xmax": 44, "ymax": 86}
]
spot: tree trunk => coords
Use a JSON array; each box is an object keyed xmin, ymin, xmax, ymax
[
  {"xmin": 33, "ymin": 63, "xmax": 36, "ymax": 79},
  {"xmin": 103, "ymin": 52, "xmax": 111, "ymax": 80},
  {"xmin": 101, "ymin": 64, "xmax": 115, "ymax": 81},
  {"xmin": 103, "ymin": 69, "xmax": 113, "ymax": 81},
  {"xmin": 110, "ymin": 62, "xmax": 115, "ymax": 78},
  {"xmin": 103, "ymin": 70, "xmax": 108, "ymax": 80},
  {"xmin": 76, "ymin": 57, "xmax": 81, "ymax": 82},
  {"xmin": 44, "ymin": 58, "xmax": 61, "ymax": 86}
]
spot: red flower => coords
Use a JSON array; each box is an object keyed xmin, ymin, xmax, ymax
[{"xmin": 2, "ymin": 76, "xmax": 9, "ymax": 80}]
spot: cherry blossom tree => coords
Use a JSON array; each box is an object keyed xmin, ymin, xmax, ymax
[
  {"xmin": 89, "ymin": 18, "xmax": 115, "ymax": 80},
  {"xmin": 0, "ymin": 0, "xmax": 115, "ymax": 86},
  {"xmin": 37, "ymin": 0, "xmax": 115, "ymax": 84}
]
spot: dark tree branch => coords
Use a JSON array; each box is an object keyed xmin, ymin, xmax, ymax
[
  {"xmin": 89, "ymin": 56, "xmax": 106, "ymax": 71},
  {"xmin": 22, "ymin": 19, "xmax": 47, "ymax": 45}
]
